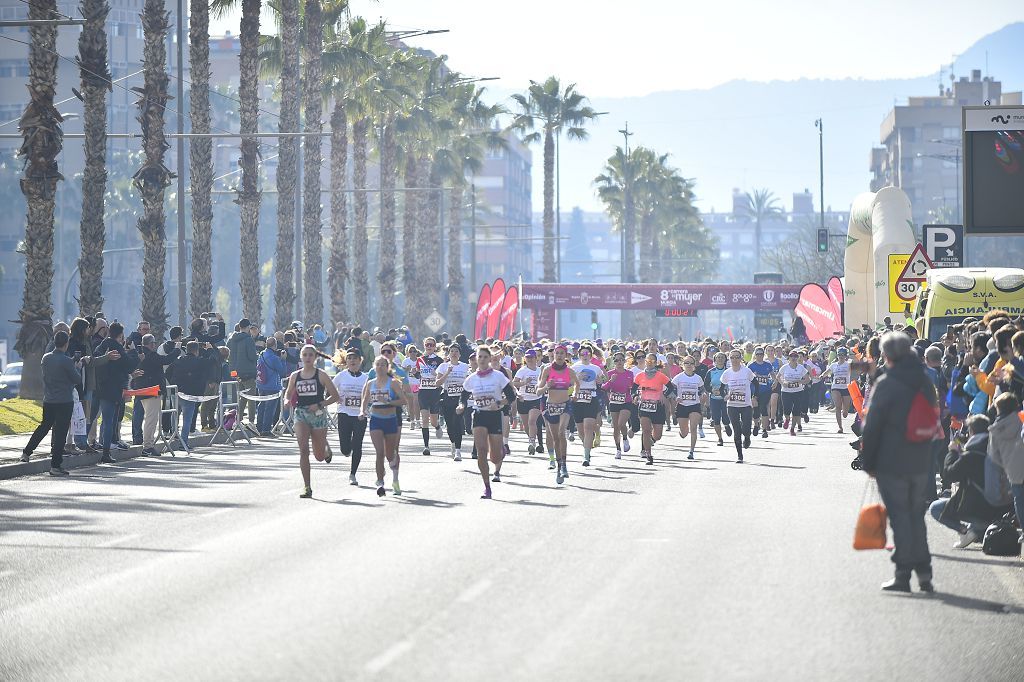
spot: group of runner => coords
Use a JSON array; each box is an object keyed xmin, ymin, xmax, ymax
[{"xmin": 282, "ymin": 334, "xmax": 858, "ymax": 499}]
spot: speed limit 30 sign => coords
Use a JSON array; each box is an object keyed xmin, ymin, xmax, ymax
[{"xmin": 888, "ymin": 253, "xmax": 918, "ymax": 313}]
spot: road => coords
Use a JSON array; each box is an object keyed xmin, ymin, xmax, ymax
[{"xmin": 2, "ymin": 411, "xmax": 1023, "ymax": 681}]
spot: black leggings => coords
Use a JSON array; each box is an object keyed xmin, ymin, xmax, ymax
[
  {"xmin": 727, "ymin": 406, "xmax": 752, "ymax": 456},
  {"xmin": 442, "ymin": 402, "xmax": 463, "ymax": 449},
  {"xmin": 337, "ymin": 413, "xmax": 367, "ymax": 476},
  {"xmin": 781, "ymin": 392, "xmax": 800, "ymax": 418}
]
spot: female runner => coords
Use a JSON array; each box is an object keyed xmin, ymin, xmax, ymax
[
  {"xmin": 536, "ymin": 344, "xmax": 579, "ymax": 484},
  {"xmin": 571, "ymin": 343, "xmax": 606, "ymax": 467},
  {"xmin": 285, "ymin": 345, "xmax": 341, "ymax": 498},
  {"xmin": 458, "ymin": 346, "xmax": 517, "ymax": 498},
  {"xmin": 672, "ymin": 356, "xmax": 706, "ymax": 460},
  {"xmin": 436, "ymin": 345, "xmax": 470, "ymax": 460},
  {"xmin": 775, "ymin": 349, "xmax": 810, "ymax": 436},
  {"xmin": 601, "ymin": 351, "xmax": 634, "ymax": 459},
  {"xmin": 360, "ymin": 355, "xmax": 407, "ymax": 497},
  {"xmin": 633, "ymin": 353, "xmax": 671, "ymax": 465},
  {"xmin": 332, "ymin": 350, "xmax": 368, "ymax": 486},
  {"xmin": 403, "ymin": 345, "xmax": 421, "ymax": 428},
  {"xmin": 512, "ymin": 349, "xmax": 544, "ymax": 456}
]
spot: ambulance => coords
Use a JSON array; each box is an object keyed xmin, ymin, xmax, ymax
[{"xmin": 913, "ymin": 267, "xmax": 1024, "ymax": 342}]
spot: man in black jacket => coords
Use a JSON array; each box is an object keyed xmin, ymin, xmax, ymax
[
  {"xmin": 136, "ymin": 334, "xmax": 180, "ymax": 455},
  {"xmin": 172, "ymin": 341, "xmax": 209, "ymax": 447},
  {"xmin": 92, "ymin": 322, "xmax": 139, "ymax": 463},
  {"xmin": 861, "ymin": 331, "xmax": 937, "ymax": 593}
]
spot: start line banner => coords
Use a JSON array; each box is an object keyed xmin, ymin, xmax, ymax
[{"xmin": 520, "ymin": 283, "xmax": 803, "ymax": 311}]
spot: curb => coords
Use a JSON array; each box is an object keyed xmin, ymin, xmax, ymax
[{"xmin": 0, "ymin": 431, "xmax": 249, "ymax": 481}]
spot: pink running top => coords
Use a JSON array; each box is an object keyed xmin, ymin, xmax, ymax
[
  {"xmin": 601, "ymin": 369, "xmax": 635, "ymax": 404},
  {"xmin": 547, "ymin": 364, "xmax": 572, "ymax": 390}
]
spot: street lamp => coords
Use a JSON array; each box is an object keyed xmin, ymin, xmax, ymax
[{"xmin": 917, "ymin": 147, "xmax": 961, "ymax": 222}]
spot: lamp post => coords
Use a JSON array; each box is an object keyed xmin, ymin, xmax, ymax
[{"xmin": 926, "ymin": 138, "xmax": 962, "ymax": 222}]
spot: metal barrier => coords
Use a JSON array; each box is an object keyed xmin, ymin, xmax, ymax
[
  {"xmin": 159, "ymin": 384, "xmax": 182, "ymax": 456},
  {"xmin": 211, "ymin": 380, "xmax": 251, "ymax": 446}
]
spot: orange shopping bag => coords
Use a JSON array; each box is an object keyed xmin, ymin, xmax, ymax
[
  {"xmin": 853, "ymin": 480, "xmax": 887, "ymax": 550},
  {"xmin": 848, "ymin": 381, "xmax": 865, "ymax": 418}
]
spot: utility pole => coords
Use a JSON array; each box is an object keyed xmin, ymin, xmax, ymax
[
  {"xmin": 470, "ymin": 182, "xmax": 477, "ymax": 300},
  {"xmin": 618, "ymin": 122, "xmax": 634, "ymax": 284},
  {"xmin": 815, "ymin": 118, "xmax": 824, "ymax": 232},
  {"xmin": 175, "ymin": 0, "xmax": 186, "ymax": 327}
]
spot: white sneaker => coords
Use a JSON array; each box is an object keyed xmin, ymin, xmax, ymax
[
  {"xmin": 349, "ymin": 474, "xmax": 358, "ymax": 486},
  {"xmin": 954, "ymin": 528, "xmax": 980, "ymax": 549},
  {"xmin": 622, "ymin": 438, "xmax": 630, "ymax": 453},
  {"xmin": 615, "ymin": 450, "xmax": 622, "ymax": 460},
  {"xmin": 454, "ymin": 450, "xmax": 462, "ymax": 462}
]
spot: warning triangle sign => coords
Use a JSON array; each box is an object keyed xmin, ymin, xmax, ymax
[{"xmin": 897, "ymin": 244, "xmax": 933, "ymax": 283}]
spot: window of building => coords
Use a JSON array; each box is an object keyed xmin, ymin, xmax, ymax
[{"xmin": 942, "ymin": 127, "xmax": 959, "ymax": 140}]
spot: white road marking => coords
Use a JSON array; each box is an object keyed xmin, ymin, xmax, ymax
[
  {"xmin": 98, "ymin": 533, "xmax": 141, "ymax": 548},
  {"xmin": 456, "ymin": 578, "xmax": 492, "ymax": 604},
  {"xmin": 364, "ymin": 639, "xmax": 414, "ymax": 673}
]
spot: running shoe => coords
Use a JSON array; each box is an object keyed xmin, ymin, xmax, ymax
[
  {"xmin": 503, "ymin": 443, "xmax": 510, "ymax": 456},
  {"xmin": 376, "ymin": 486, "xmax": 386, "ymax": 497},
  {"xmin": 593, "ymin": 432, "xmax": 601, "ymax": 447},
  {"xmin": 688, "ymin": 449, "xmax": 694, "ymax": 460},
  {"xmin": 803, "ymin": 415, "xmax": 809, "ymax": 424},
  {"xmin": 492, "ymin": 473, "xmax": 501, "ymax": 483},
  {"xmin": 20, "ymin": 452, "xmax": 30, "ymax": 463},
  {"xmin": 556, "ymin": 468, "xmax": 564, "ymax": 484},
  {"xmin": 422, "ymin": 447, "xmax": 430, "ymax": 456},
  {"xmin": 454, "ymin": 451, "xmax": 463, "ymax": 462},
  {"xmin": 548, "ymin": 456, "xmax": 556, "ymax": 470},
  {"xmin": 435, "ymin": 425, "xmax": 443, "ymax": 438},
  {"xmin": 583, "ymin": 453, "xmax": 591, "ymax": 467},
  {"xmin": 622, "ymin": 438, "xmax": 631, "ymax": 453},
  {"xmin": 562, "ymin": 465, "xmax": 570, "ymax": 480},
  {"xmin": 724, "ymin": 423, "xmax": 732, "ymax": 437},
  {"xmin": 568, "ymin": 432, "xmax": 575, "ymax": 442},
  {"xmin": 481, "ymin": 488, "xmax": 492, "ymax": 499},
  {"xmin": 797, "ymin": 423, "xmax": 803, "ymax": 433},
  {"xmin": 736, "ymin": 455, "xmax": 744, "ymax": 464},
  {"xmin": 752, "ymin": 425, "xmax": 759, "ymax": 436},
  {"xmin": 528, "ymin": 443, "xmax": 536, "ymax": 456},
  {"xmin": 349, "ymin": 474, "xmax": 358, "ymax": 486},
  {"xmin": 717, "ymin": 439, "xmax": 724, "ymax": 447},
  {"xmin": 49, "ymin": 466, "xmax": 69, "ymax": 476},
  {"xmin": 790, "ymin": 427, "xmax": 796, "ymax": 436},
  {"xmin": 392, "ymin": 480, "xmax": 402, "ymax": 496},
  {"xmin": 698, "ymin": 426, "xmax": 705, "ymax": 439},
  {"xmin": 615, "ymin": 450, "xmax": 622, "ymax": 460},
  {"xmin": 837, "ymin": 427, "xmax": 844, "ymax": 434},
  {"xmin": 761, "ymin": 430, "xmax": 768, "ymax": 439},
  {"xmin": 646, "ymin": 454, "xmax": 654, "ymax": 466},
  {"xmin": 299, "ymin": 486, "xmax": 313, "ymax": 499},
  {"xmin": 743, "ymin": 437, "xmax": 751, "ymax": 449},
  {"xmin": 325, "ymin": 449, "xmax": 333, "ymax": 464},
  {"xmin": 783, "ymin": 418, "xmax": 790, "ymax": 430}
]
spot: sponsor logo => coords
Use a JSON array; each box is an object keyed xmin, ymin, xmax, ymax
[
  {"xmin": 631, "ymin": 291, "xmax": 652, "ymax": 305},
  {"xmin": 763, "ymin": 290, "xmax": 776, "ymax": 303},
  {"xmin": 780, "ymin": 292, "xmax": 799, "ymax": 302},
  {"xmin": 521, "ymin": 293, "xmax": 546, "ymax": 302},
  {"xmin": 798, "ymin": 299, "xmax": 836, "ymax": 322},
  {"xmin": 660, "ymin": 289, "xmax": 703, "ymax": 305},
  {"xmin": 711, "ymin": 293, "xmax": 727, "ymax": 305},
  {"xmin": 547, "ymin": 295, "xmax": 554, "ymax": 306},
  {"xmin": 605, "ymin": 294, "xmax": 627, "ymax": 305},
  {"xmin": 991, "ymin": 115, "xmax": 1010, "ymax": 124},
  {"xmin": 578, "ymin": 292, "xmax": 592, "ymax": 306},
  {"xmin": 732, "ymin": 293, "xmax": 756, "ymax": 304}
]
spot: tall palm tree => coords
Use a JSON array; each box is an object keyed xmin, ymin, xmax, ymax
[
  {"xmin": 76, "ymin": 0, "xmax": 110, "ymax": 316},
  {"xmin": 236, "ymin": 0, "xmax": 262, "ymax": 322},
  {"xmin": 352, "ymin": 115, "xmax": 370, "ymax": 323},
  {"xmin": 16, "ymin": 0, "xmax": 63, "ymax": 398},
  {"xmin": 738, "ymin": 188, "xmax": 782, "ymax": 273},
  {"xmin": 301, "ymin": 0, "xmax": 324, "ymax": 326},
  {"xmin": 134, "ymin": 0, "xmax": 173, "ymax": 336},
  {"xmin": 188, "ymin": 0, "xmax": 213, "ymax": 319},
  {"xmin": 595, "ymin": 146, "xmax": 638, "ymax": 284},
  {"xmin": 510, "ymin": 77, "xmax": 599, "ymax": 282}
]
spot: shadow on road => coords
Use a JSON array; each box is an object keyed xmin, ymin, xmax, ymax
[
  {"xmin": 493, "ymin": 498, "xmax": 568, "ymax": 509},
  {"xmin": 0, "ymin": 541, "xmax": 200, "ymax": 554},
  {"xmin": 932, "ymin": 552, "xmax": 1024, "ymax": 569}
]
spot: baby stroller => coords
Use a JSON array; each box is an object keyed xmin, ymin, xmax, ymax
[{"xmin": 849, "ymin": 413, "xmax": 864, "ymax": 470}]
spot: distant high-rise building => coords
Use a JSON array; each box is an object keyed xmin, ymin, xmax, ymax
[{"xmin": 869, "ymin": 69, "xmax": 1022, "ymax": 230}]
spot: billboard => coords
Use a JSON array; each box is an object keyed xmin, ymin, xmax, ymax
[{"xmin": 963, "ymin": 106, "xmax": 1024, "ymax": 235}]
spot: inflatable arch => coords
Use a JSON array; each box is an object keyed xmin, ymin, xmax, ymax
[{"xmin": 842, "ymin": 187, "xmax": 917, "ymax": 329}]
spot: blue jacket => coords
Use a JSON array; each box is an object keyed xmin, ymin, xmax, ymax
[{"xmin": 256, "ymin": 348, "xmax": 289, "ymax": 392}]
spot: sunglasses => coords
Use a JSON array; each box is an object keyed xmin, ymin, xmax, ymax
[{"xmin": 382, "ymin": 349, "xmax": 394, "ymax": 355}]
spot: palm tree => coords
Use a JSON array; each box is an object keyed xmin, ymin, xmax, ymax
[
  {"xmin": 134, "ymin": 0, "xmax": 173, "ymax": 336},
  {"xmin": 236, "ymin": 0, "xmax": 262, "ymax": 323},
  {"xmin": 352, "ymin": 115, "xmax": 370, "ymax": 323},
  {"xmin": 188, "ymin": 0, "xmax": 213, "ymax": 319},
  {"xmin": 510, "ymin": 77, "xmax": 600, "ymax": 282},
  {"xmin": 16, "ymin": 0, "xmax": 63, "ymax": 398},
  {"xmin": 301, "ymin": 0, "xmax": 324, "ymax": 326},
  {"xmin": 76, "ymin": 0, "xmax": 110, "ymax": 316},
  {"xmin": 594, "ymin": 146, "xmax": 638, "ymax": 284},
  {"xmin": 738, "ymin": 188, "xmax": 782, "ymax": 273}
]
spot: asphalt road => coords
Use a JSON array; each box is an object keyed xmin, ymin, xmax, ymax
[{"xmin": 2, "ymin": 410, "xmax": 1023, "ymax": 681}]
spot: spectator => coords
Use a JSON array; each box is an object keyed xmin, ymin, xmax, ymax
[
  {"xmin": 370, "ymin": 328, "xmax": 385, "ymax": 356},
  {"xmin": 91, "ymin": 322, "xmax": 139, "ymax": 463},
  {"xmin": 227, "ymin": 318, "xmax": 259, "ymax": 426},
  {"xmin": 135, "ymin": 333, "xmax": 180, "ymax": 456},
  {"xmin": 311, "ymin": 324, "xmax": 329, "ymax": 353},
  {"xmin": 172, "ymin": 341, "xmax": 209, "ymax": 448},
  {"xmin": 20, "ymin": 331, "xmax": 81, "ymax": 475},
  {"xmin": 860, "ymin": 331, "xmax": 937, "ymax": 593},
  {"xmin": 987, "ymin": 392, "xmax": 1024, "ymax": 532},
  {"xmin": 333, "ymin": 322, "xmax": 348, "ymax": 352},
  {"xmin": 256, "ymin": 337, "xmax": 289, "ymax": 436}
]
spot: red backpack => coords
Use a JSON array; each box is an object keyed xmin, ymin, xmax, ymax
[{"xmin": 905, "ymin": 390, "xmax": 941, "ymax": 442}]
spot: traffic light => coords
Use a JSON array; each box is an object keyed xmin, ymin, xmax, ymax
[
  {"xmin": 817, "ymin": 228, "xmax": 829, "ymax": 253},
  {"xmin": 590, "ymin": 310, "xmax": 599, "ymax": 330}
]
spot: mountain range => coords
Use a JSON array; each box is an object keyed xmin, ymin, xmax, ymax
[{"xmin": 492, "ymin": 22, "xmax": 1024, "ymax": 216}]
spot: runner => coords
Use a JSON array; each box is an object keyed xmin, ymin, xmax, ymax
[
  {"xmin": 601, "ymin": 351, "xmax": 634, "ymax": 459},
  {"xmin": 360, "ymin": 355, "xmax": 407, "ymax": 497},
  {"xmin": 633, "ymin": 353, "xmax": 672, "ymax": 465},
  {"xmin": 720, "ymin": 349, "xmax": 755, "ymax": 463},
  {"xmin": 766, "ymin": 345, "xmax": 783, "ymax": 428},
  {"xmin": 826, "ymin": 346, "xmax": 853, "ymax": 433},
  {"xmin": 536, "ymin": 344, "xmax": 579, "ymax": 484},
  {"xmin": 458, "ymin": 346, "xmax": 517, "ymax": 498},
  {"xmin": 403, "ymin": 345, "xmax": 421, "ymax": 428},
  {"xmin": 285, "ymin": 345, "xmax": 341, "ymax": 498},
  {"xmin": 748, "ymin": 346, "xmax": 775, "ymax": 439},
  {"xmin": 672, "ymin": 356, "xmax": 706, "ymax": 459},
  {"xmin": 571, "ymin": 343, "xmax": 607, "ymax": 467},
  {"xmin": 776, "ymin": 349, "xmax": 811, "ymax": 436},
  {"xmin": 437, "ymin": 345, "xmax": 471, "ymax": 461},
  {"xmin": 488, "ymin": 349, "xmax": 515, "ymax": 458},
  {"xmin": 688, "ymin": 346, "xmax": 709, "ymax": 439},
  {"xmin": 332, "ymin": 350, "xmax": 368, "ymax": 486},
  {"xmin": 705, "ymin": 352, "xmax": 731, "ymax": 447},
  {"xmin": 415, "ymin": 337, "xmax": 445, "ymax": 455},
  {"xmin": 512, "ymin": 349, "xmax": 544, "ymax": 455},
  {"xmin": 799, "ymin": 349, "xmax": 817, "ymax": 425}
]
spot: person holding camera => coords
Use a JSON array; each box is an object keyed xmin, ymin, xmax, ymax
[
  {"xmin": 134, "ymin": 334, "xmax": 180, "ymax": 456},
  {"xmin": 92, "ymin": 322, "xmax": 139, "ymax": 463},
  {"xmin": 227, "ymin": 318, "xmax": 260, "ymax": 427},
  {"xmin": 20, "ymin": 331, "xmax": 82, "ymax": 475},
  {"xmin": 256, "ymin": 337, "xmax": 289, "ymax": 436}
]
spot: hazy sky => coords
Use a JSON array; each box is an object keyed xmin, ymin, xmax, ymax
[{"xmin": 210, "ymin": 0, "xmax": 1024, "ymax": 96}]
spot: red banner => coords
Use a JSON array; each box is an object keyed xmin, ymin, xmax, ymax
[
  {"xmin": 474, "ymin": 283, "xmax": 491, "ymax": 340},
  {"xmin": 827, "ymin": 276, "xmax": 844, "ymax": 329},
  {"xmin": 795, "ymin": 283, "xmax": 843, "ymax": 341},
  {"xmin": 498, "ymin": 286, "xmax": 519, "ymax": 340},
  {"xmin": 486, "ymin": 278, "xmax": 506, "ymax": 339}
]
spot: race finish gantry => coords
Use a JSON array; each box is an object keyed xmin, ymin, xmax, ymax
[{"xmin": 520, "ymin": 283, "xmax": 803, "ymax": 340}]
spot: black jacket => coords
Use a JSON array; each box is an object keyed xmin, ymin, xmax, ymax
[
  {"xmin": 92, "ymin": 338, "xmax": 139, "ymax": 402},
  {"xmin": 171, "ymin": 353, "xmax": 210, "ymax": 396},
  {"xmin": 134, "ymin": 346, "xmax": 180, "ymax": 392},
  {"xmin": 860, "ymin": 355, "xmax": 936, "ymax": 476},
  {"xmin": 940, "ymin": 432, "xmax": 1009, "ymax": 524}
]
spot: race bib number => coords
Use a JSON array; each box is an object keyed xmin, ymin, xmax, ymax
[
  {"xmin": 728, "ymin": 391, "xmax": 746, "ymax": 403},
  {"xmin": 370, "ymin": 390, "xmax": 391, "ymax": 406},
  {"xmin": 785, "ymin": 381, "xmax": 800, "ymax": 389},
  {"xmin": 446, "ymin": 382, "xmax": 463, "ymax": 396},
  {"xmin": 343, "ymin": 395, "xmax": 361, "ymax": 408},
  {"xmin": 575, "ymin": 389, "xmax": 594, "ymax": 404},
  {"xmin": 833, "ymin": 375, "xmax": 849, "ymax": 388},
  {"xmin": 610, "ymin": 391, "xmax": 627, "ymax": 404},
  {"xmin": 524, "ymin": 381, "xmax": 537, "ymax": 395},
  {"xmin": 419, "ymin": 377, "xmax": 436, "ymax": 389},
  {"xmin": 545, "ymin": 402, "xmax": 566, "ymax": 416},
  {"xmin": 639, "ymin": 399, "xmax": 659, "ymax": 413},
  {"xmin": 756, "ymin": 375, "xmax": 771, "ymax": 386},
  {"xmin": 680, "ymin": 390, "xmax": 698, "ymax": 403},
  {"xmin": 296, "ymin": 381, "xmax": 318, "ymax": 396},
  {"xmin": 474, "ymin": 395, "xmax": 495, "ymax": 411}
]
